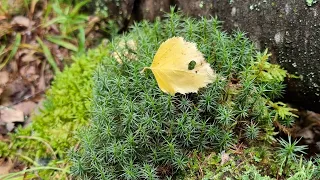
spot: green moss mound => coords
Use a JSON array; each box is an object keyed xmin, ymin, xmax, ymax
[
  {"xmin": 2, "ymin": 44, "xmax": 108, "ymax": 169},
  {"xmin": 69, "ymin": 11, "xmax": 308, "ymax": 179}
]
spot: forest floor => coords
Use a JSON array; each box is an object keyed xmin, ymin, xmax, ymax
[
  {"xmin": 1, "ymin": 0, "xmax": 320, "ymax": 179},
  {"xmin": 0, "ymin": 0, "xmax": 103, "ymax": 175}
]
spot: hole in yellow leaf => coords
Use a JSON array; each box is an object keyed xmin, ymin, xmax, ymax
[{"xmin": 188, "ymin": 60, "xmax": 196, "ymax": 70}]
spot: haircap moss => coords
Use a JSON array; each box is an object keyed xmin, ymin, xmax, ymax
[{"xmin": 69, "ymin": 9, "xmax": 292, "ymax": 179}]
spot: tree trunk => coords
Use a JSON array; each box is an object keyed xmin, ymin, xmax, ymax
[{"xmin": 89, "ymin": 0, "xmax": 320, "ymax": 112}]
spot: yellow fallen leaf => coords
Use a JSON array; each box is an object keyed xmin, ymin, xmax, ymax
[{"xmin": 143, "ymin": 37, "xmax": 216, "ymax": 95}]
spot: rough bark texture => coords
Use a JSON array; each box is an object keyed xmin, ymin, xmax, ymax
[
  {"xmin": 88, "ymin": 0, "xmax": 320, "ymax": 112},
  {"xmin": 135, "ymin": 0, "xmax": 173, "ymax": 20},
  {"xmin": 177, "ymin": 1, "xmax": 320, "ymax": 112},
  {"xmin": 86, "ymin": 0, "xmax": 135, "ymax": 32}
]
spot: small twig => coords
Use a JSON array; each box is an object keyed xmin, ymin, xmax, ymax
[
  {"xmin": 274, "ymin": 120, "xmax": 292, "ymax": 136},
  {"xmin": 3, "ymin": 90, "xmax": 46, "ymax": 108}
]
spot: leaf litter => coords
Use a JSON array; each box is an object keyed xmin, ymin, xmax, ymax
[{"xmin": 0, "ymin": 0, "xmax": 104, "ymax": 175}]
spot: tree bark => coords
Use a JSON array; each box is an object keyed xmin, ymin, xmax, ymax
[
  {"xmin": 89, "ymin": 0, "xmax": 320, "ymax": 112},
  {"xmin": 177, "ymin": 0, "xmax": 320, "ymax": 112}
]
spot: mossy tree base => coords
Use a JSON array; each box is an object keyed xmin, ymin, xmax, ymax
[{"xmin": 69, "ymin": 11, "xmax": 317, "ymax": 179}]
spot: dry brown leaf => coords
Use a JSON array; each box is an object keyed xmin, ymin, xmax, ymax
[
  {"xmin": 0, "ymin": 16, "xmax": 6, "ymax": 21},
  {"xmin": 0, "ymin": 71, "xmax": 9, "ymax": 85},
  {"xmin": 21, "ymin": 50, "xmax": 37, "ymax": 62},
  {"xmin": 3, "ymin": 78, "xmax": 26, "ymax": 96},
  {"xmin": 0, "ymin": 107, "xmax": 24, "ymax": 123},
  {"xmin": 20, "ymin": 65, "xmax": 39, "ymax": 82},
  {"xmin": 0, "ymin": 159, "xmax": 13, "ymax": 175},
  {"xmin": 11, "ymin": 16, "xmax": 30, "ymax": 28},
  {"xmin": 21, "ymin": 54, "xmax": 36, "ymax": 62},
  {"xmin": 85, "ymin": 16, "xmax": 100, "ymax": 35},
  {"xmin": 13, "ymin": 101, "xmax": 37, "ymax": 116}
]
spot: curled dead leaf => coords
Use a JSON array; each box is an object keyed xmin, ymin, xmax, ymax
[
  {"xmin": 13, "ymin": 101, "xmax": 37, "ymax": 116},
  {"xmin": 11, "ymin": 16, "xmax": 31, "ymax": 28},
  {"xmin": 0, "ymin": 107, "xmax": 24, "ymax": 123}
]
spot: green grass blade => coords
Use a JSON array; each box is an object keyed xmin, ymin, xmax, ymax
[
  {"xmin": 36, "ymin": 37, "xmax": 60, "ymax": 74},
  {"xmin": 0, "ymin": 45, "xmax": 6, "ymax": 62},
  {"xmin": 70, "ymin": 0, "xmax": 90, "ymax": 16},
  {"xmin": 0, "ymin": 33, "xmax": 21, "ymax": 70},
  {"xmin": 0, "ymin": 166, "xmax": 70, "ymax": 180},
  {"xmin": 43, "ymin": 16, "xmax": 67, "ymax": 27},
  {"xmin": 77, "ymin": 27, "xmax": 85, "ymax": 55},
  {"xmin": 51, "ymin": 1, "xmax": 63, "ymax": 15},
  {"xmin": 0, "ymin": 45, "xmax": 5, "ymax": 55},
  {"xmin": 47, "ymin": 36, "xmax": 78, "ymax": 52}
]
